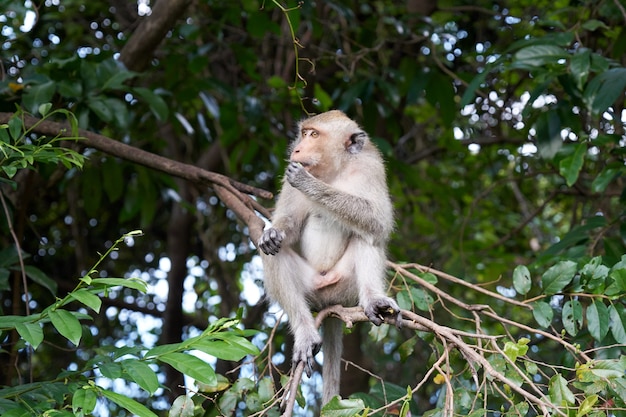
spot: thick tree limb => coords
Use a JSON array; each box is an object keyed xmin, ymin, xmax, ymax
[
  {"xmin": 0, "ymin": 112, "xmax": 270, "ymax": 243},
  {"xmin": 118, "ymin": 0, "xmax": 193, "ymax": 72}
]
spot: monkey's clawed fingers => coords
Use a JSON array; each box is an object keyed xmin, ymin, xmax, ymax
[
  {"xmin": 285, "ymin": 161, "xmax": 311, "ymax": 188},
  {"xmin": 365, "ymin": 297, "xmax": 403, "ymax": 328},
  {"xmin": 258, "ymin": 228, "xmax": 286, "ymax": 255},
  {"xmin": 292, "ymin": 339, "xmax": 322, "ymax": 378}
]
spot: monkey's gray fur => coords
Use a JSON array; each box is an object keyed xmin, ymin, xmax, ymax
[{"xmin": 258, "ymin": 110, "xmax": 401, "ymax": 404}]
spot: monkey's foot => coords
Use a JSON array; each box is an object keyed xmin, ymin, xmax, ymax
[
  {"xmin": 364, "ymin": 297, "xmax": 403, "ymax": 328},
  {"xmin": 292, "ymin": 332, "xmax": 322, "ymax": 377},
  {"xmin": 314, "ymin": 271, "xmax": 341, "ymax": 290}
]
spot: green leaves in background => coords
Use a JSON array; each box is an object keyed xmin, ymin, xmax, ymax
[
  {"xmin": 559, "ymin": 143, "xmax": 586, "ymax": 186},
  {"xmin": 101, "ymin": 389, "xmax": 159, "ymax": 417},
  {"xmin": 48, "ymin": 308, "xmax": 82, "ymax": 346},
  {"xmin": 541, "ymin": 260, "xmax": 577, "ymax": 295},
  {"xmin": 513, "ymin": 265, "xmax": 532, "ymax": 295}
]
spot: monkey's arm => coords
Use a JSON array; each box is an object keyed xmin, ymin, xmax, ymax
[
  {"xmin": 286, "ymin": 162, "xmax": 391, "ymax": 239},
  {"xmin": 258, "ymin": 182, "xmax": 308, "ymax": 255}
]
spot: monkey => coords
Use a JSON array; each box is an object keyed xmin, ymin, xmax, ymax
[{"xmin": 258, "ymin": 110, "xmax": 402, "ymax": 404}]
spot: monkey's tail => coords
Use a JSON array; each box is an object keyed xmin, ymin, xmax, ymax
[{"xmin": 321, "ymin": 317, "xmax": 343, "ymax": 405}]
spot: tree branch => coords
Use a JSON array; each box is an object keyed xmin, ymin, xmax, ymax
[
  {"xmin": 0, "ymin": 112, "xmax": 270, "ymax": 243},
  {"xmin": 118, "ymin": 0, "xmax": 193, "ymax": 72},
  {"xmin": 278, "ymin": 303, "xmax": 567, "ymax": 417}
]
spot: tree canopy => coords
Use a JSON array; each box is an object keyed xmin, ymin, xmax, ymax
[{"xmin": 1, "ymin": 0, "xmax": 626, "ymax": 416}]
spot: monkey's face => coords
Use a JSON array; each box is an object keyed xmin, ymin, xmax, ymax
[
  {"xmin": 290, "ymin": 128, "xmax": 326, "ymax": 178},
  {"xmin": 290, "ymin": 112, "xmax": 361, "ymax": 180}
]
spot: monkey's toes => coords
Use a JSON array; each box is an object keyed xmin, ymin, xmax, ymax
[
  {"xmin": 365, "ymin": 298, "xmax": 402, "ymax": 327},
  {"xmin": 292, "ymin": 339, "xmax": 321, "ymax": 377}
]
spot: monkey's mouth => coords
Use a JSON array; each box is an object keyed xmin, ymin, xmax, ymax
[{"xmin": 291, "ymin": 159, "xmax": 312, "ymax": 168}]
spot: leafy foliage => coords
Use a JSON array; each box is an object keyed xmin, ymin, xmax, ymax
[
  {"xmin": 1, "ymin": 0, "xmax": 626, "ymax": 416},
  {"xmin": 0, "ymin": 232, "xmax": 259, "ymax": 417}
]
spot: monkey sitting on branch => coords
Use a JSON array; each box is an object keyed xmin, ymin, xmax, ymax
[{"xmin": 258, "ymin": 110, "xmax": 402, "ymax": 404}]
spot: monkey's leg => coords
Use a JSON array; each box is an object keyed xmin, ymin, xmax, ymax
[
  {"xmin": 262, "ymin": 249, "xmax": 322, "ymax": 375},
  {"xmin": 351, "ymin": 241, "xmax": 402, "ymax": 326}
]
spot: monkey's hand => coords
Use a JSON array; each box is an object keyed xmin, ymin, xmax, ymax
[
  {"xmin": 292, "ymin": 331, "xmax": 322, "ymax": 377},
  {"xmin": 286, "ymin": 161, "xmax": 316, "ymax": 190},
  {"xmin": 258, "ymin": 227, "xmax": 286, "ymax": 255},
  {"xmin": 364, "ymin": 297, "xmax": 403, "ymax": 328}
]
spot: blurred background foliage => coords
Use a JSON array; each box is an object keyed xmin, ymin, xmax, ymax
[{"xmin": 1, "ymin": 0, "xmax": 626, "ymax": 415}]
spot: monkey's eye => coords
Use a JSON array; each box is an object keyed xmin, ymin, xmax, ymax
[{"xmin": 310, "ymin": 130, "xmax": 319, "ymax": 138}]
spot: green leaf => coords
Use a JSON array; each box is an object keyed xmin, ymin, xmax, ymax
[
  {"xmin": 558, "ymin": 143, "xmax": 586, "ymax": 186},
  {"xmin": 608, "ymin": 268, "xmax": 626, "ymax": 294},
  {"xmin": 22, "ymin": 265, "xmax": 57, "ymax": 295},
  {"xmin": 159, "ymin": 353, "xmax": 217, "ymax": 386},
  {"xmin": 424, "ymin": 72, "xmax": 455, "ymax": 127},
  {"xmin": 582, "ymin": 19, "xmax": 608, "ymax": 31},
  {"xmin": 313, "ymin": 84, "xmax": 333, "ymax": 111},
  {"xmin": 460, "ymin": 70, "xmax": 488, "ymax": 107},
  {"xmin": 23, "ymin": 81, "xmax": 56, "ymax": 114},
  {"xmin": 1, "ymin": 407, "xmax": 32, "ymax": 417},
  {"xmin": 513, "ymin": 265, "xmax": 531, "ymax": 295},
  {"xmin": 503, "ymin": 338, "xmax": 529, "ymax": 362},
  {"xmin": 38, "ymin": 103, "xmax": 52, "ymax": 117},
  {"xmin": 591, "ymin": 167, "xmax": 620, "ymax": 193},
  {"xmin": 543, "ymin": 216, "xmax": 606, "ymax": 256},
  {"xmin": 514, "ymin": 44, "xmax": 567, "ymax": 67},
  {"xmin": 144, "ymin": 341, "xmax": 184, "ymax": 359},
  {"xmin": 0, "ymin": 315, "xmax": 29, "ymax": 329},
  {"xmin": 90, "ymin": 277, "xmax": 148, "ymax": 293},
  {"xmin": 48, "ymin": 309, "xmax": 82, "ymax": 346},
  {"xmin": 587, "ymin": 299, "xmax": 609, "ymax": 342},
  {"xmin": 134, "ymin": 87, "xmax": 169, "ymax": 121},
  {"xmin": 257, "ymin": 377, "xmax": 275, "ymax": 403},
  {"xmin": 101, "ymin": 389, "xmax": 159, "ymax": 417},
  {"xmin": 562, "ymin": 299, "xmax": 583, "ymax": 337},
  {"xmin": 88, "ymin": 98, "xmax": 113, "ymax": 122},
  {"xmin": 534, "ymin": 110, "xmax": 562, "ymax": 159},
  {"xmin": 541, "ymin": 261, "xmax": 577, "ymax": 295},
  {"xmin": 570, "ymin": 48, "xmax": 591, "ymax": 89},
  {"xmin": 576, "ymin": 394, "xmax": 598, "ymax": 417},
  {"xmin": 584, "ymin": 68, "xmax": 626, "ymax": 114},
  {"xmin": 98, "ymin": 361, "xmax": 122, "ymax": 379},
  {"xmin": 192, "ymin": 340, "xmax": 254, "ymax": 362},
  {"xmin": 7, "ymin": 116, "xmax": 23, "ymax": 141},
  {"xmin": 532, "ymin": 301, "xmax": 553, "ymax": 328},
  {"xmin": 0, "ymin": 126, "xmax": 10, "ymax": 144},
  {"xmin": 588, "ymin": 359, "xmax": 625, "ymax": 379},
  {"xmin": 398, "ymin": 336, "xmax": 417, "ymax": 361},
  {"xmin": 102, "ymin": 158, "xmax": 125, "ymax": 202},
  {"xmin": 72, "ymin": 387, "xmax": 97, "ymax": 415},
  {"xmin": 101, "ymin": 70, "xmax": 137, "ymax": 91},
  {"xmin": 609, "ymin": 304, "xmax": 626, "ymax": 343},
  {"xmin": 320, "ymin": 396, "xmax": 366, "ymax": 417},
  {"xmin": 121, "ymin": 359, "xmax": 160, "ymax": 394},
  {"xmin": 169, "ymin": 395, "xmax": 195, "ymax": 417},
  {"xmin": 70, "ymin": 289, "xmax": 102, "ymax": 313},
  {"xmin": 15, "ymin": 322, "xmax": 43, "ymax": 349},
  {"xmin": 548, "ymin": 374, "xmax": 575, "ymax": 406}
]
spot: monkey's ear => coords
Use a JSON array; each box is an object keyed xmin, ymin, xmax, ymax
[{"xmin": 345, "ymin": 132, "xmax": 366, "ymax": 154}]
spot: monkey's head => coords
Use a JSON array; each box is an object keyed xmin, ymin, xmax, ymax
[{"xmin": 290, "ymin": 110, "xmax": 369, "ymax": 180}]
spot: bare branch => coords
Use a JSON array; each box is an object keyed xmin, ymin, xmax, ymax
[
  {"xmin": 119, "ymin": 0, "xmax": 192, "ymax": 72},
  {"xmin": 0, "ymin": 112, "xmax": 270, "ymax": 243}
]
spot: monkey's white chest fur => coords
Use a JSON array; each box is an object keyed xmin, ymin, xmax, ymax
[{"xmin": 299, "ymin": 211, "xmax": 350, "ymax": 274}]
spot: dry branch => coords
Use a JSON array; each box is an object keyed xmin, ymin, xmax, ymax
[
  {"xmin": 0, "ymin": 112, "xmax": 270, "ymax": 243},
  {"xmin": 278, "ymin": 300, "xmax": 569, "ymax": 417}
]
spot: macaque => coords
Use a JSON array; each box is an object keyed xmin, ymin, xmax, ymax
[{"xmin": 258, "ymin": 110, "xmax": 401, "ymax": 404}]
